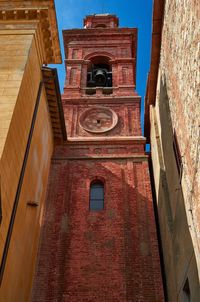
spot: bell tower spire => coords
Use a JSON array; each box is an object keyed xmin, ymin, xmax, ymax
[{"xmin": 63, "ymin": 14, "xmax": 136, "ymax": 99}]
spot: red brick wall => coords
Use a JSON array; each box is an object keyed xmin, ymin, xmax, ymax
[{"xmin": 32, "ymin": 158, "xmax": 164, "ymax": 302}]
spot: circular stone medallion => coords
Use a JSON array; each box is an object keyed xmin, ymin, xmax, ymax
[{"xmin": 79, "ymin": 107, "xmax": 118, "ymax": 133}]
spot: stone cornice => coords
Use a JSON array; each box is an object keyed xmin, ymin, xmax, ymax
[
  {"xmin": 65, "ymin": 58, "xmax": 136, "ymax": 65},
  {"xmin": 0, "ymin": 0, "xmax": 61, "ymax": 64},
  {"xmin": 62, "ymin": 95, "xmax": 141, "ymax": 104},
  {"xmin": 63, "ymin": 28, "xmax": 137, "ymax": 36},
  {"xmin": 52, "ymin": 155, "xmax": 149, "ymax": 162},
  {"xmin": 63, "ymin": 29, "xmax": 137, "ymax": 50},
  {"xmin": 67, "ymin": 136, "xmax": 146, "ymax": 144}
]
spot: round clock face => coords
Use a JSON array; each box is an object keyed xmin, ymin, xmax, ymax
[{"xmin": 79, "ymin": 107, "xmax": 118, "ymax": 133}]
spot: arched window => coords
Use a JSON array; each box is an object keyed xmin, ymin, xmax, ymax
[
  {"xmin": 90, "ymin": 181, "xmax": 104, "ymax": 211},
  {"xmin": 86, "ymin": 56, "xmax": 112, "ymax": 89}
]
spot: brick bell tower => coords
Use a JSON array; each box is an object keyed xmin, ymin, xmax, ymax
[{"xmin": 32, "ymin": 14, "xmax": 164, "ymax": 302}]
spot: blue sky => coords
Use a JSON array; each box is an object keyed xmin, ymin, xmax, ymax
[{"xmin": 53, "ymin": 0, "xmax": 153, "ymax": 132}]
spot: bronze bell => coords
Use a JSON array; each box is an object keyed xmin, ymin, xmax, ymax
[{"xmin": 94, "ymin": 69, "xmax": 107, "ymax": 87}]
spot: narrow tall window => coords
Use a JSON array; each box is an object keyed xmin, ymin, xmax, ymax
[
  {"xmin": 90, "ymin": 181, "xmax": 104, "ymax": 211},
  {"xmin": 173, "ymin": 130, "xmax": 183, "ymax": 179}
]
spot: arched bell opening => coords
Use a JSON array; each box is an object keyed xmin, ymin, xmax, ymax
[
  {"xmin": 95, "ymin": 24, "xmax": 107, "ymax": 28},
  {"xmin": 86, "ymin": 56, "xmax": 113, "ymax": 91}
]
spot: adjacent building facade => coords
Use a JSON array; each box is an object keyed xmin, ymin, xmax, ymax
[
  {"xmin": 0, "ymin": 1, "xmax": 66, "ymax": 301},
  {"xmin": 145, "ymin": 0, "xmax": 200, "ymax": 301}
]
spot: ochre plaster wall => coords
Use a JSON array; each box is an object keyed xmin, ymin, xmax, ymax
[
  {"xmin": 0, "ymin": 31, "xmax": 33, "ymax": 157},
  {"xmin": 0, "ymin": 37, "xmax": 54, "ymax": 302}
]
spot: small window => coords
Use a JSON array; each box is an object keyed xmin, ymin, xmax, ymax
[
  {"xmin": 183, "ymin": 279, "xmax": 191, "ymax": 302},
  {"xmin": 173, "ymin": 130, "xmax": 183, "ymax": 179},
  {"xmin": 90, "ymin": 181, "xmax": 104, "ymax": 211}
]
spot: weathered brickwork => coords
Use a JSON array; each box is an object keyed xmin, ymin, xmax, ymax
[
  {"xmin": 53, "ymin": 142, "xmax": 145, "ymax": 158},
  {"xmin": 32, "ymin": 157, "xmax": 164, "ymax": 302},
  {"xmin": 159, "ymin": 0, "xmax": 200, "ymax": 276}
]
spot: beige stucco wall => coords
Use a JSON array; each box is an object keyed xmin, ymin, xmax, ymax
[
  {"xmin": 0, "ymin": 31, "xmax": 33, "ymax": 157},
  {"xmin": 0, "ymin": 34, "xmax": 40, "ymax": 260},
  {"xmin": 150, "ymin": 1, "xmax": 200, "ymax": 300},
  {"xmin": 0, "ymin": 37, "xmax": 54, "ymax": 301},
  {"xmin": 0, "ymin": 2, "xmax": 61, "ymax": 301}
]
